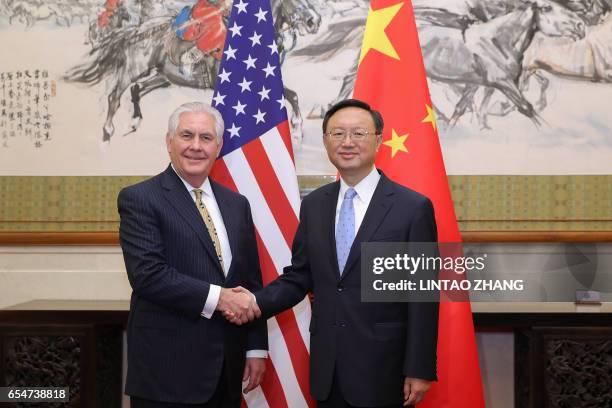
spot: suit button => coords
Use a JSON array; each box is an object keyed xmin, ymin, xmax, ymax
[
  {"xmin": 339, "ymin": 322, "xmax": 346, "ymax": 328},
  {"xmin": 337, "ymin": 285, "xmax": 344, "ymax": 292}
]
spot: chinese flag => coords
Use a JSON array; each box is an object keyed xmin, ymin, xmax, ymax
[{"xmin": 352, "ymin": 0, "xmax": 485, "ymax": 407}]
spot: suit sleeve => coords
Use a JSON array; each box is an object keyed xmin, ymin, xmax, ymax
[
  {"xmin": 118, "ymin": 187, "xmax": 211, "ymax": 317},
  {"xmin": 404, "ymin": 197, "xmax": 439, "ymax": 381},
  {"xmin": 241, "ymin": 197, "xmax": 269, "ymax": 351},
  {"xmin": 255, "ymin": 197, "xmax": 313, "ymax": 318}
]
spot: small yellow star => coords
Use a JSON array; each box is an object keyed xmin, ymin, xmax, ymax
[
  {"xmin": 422, "ymin": 104, "xmax": 437, "ymax": 132},
  {"xmin": 383, "ymin": 129, "xmax": 409, "ymax": 158},
  {"xmin": 359, "ymin": 2, "xmax": 404, "ymax": 65}
]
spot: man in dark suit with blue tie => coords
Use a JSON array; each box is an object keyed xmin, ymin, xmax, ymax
[
  {"xmin": 118, "ymin": 102, "xmax": 267, "ymax": 408},
  {"xmin": 230, "ymin": 99, "xmax": 439, "ymax": 407}
]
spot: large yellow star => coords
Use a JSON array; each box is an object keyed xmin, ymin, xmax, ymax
[
  {"xmin": 422, "ymin": 104, "xmax": 437, "ymax": 131},
  {"xmin": 383, "ymin": 129, "xmax": 409, "ymax": 158},
  {"xmin": 359, "ymin": 2, "xmax": 404, "ymax": 65}
]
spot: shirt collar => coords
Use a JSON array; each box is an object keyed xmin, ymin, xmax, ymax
[
  {"xmin": 338, "ymin": 167, "xmax": 380, "ymax": 203},
  {"xmin": 171, "ymin": 164, "xmax": 213, "ymax": 197}
]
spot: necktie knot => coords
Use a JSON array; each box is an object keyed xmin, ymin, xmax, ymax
[
  {"xmin": 193, "ymin": 188, "xmax": 203, "ymax": 203},
  {"xmin": 344, "ymin": 188, "xmax": 357, "ymax": 200}
]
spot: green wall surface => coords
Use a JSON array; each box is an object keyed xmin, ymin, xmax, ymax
[{"xmin": 1, "ymin": 176, "xmax": 610, "ymax": 232}]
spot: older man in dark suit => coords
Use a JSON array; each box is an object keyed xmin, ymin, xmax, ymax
[
  {"xmin": 118, "ymin": 102, "xmax": 266, "ymax": 408},
  {"xmin": 230, "ymin": 99, "xmax": 439, "ymax": 407}
]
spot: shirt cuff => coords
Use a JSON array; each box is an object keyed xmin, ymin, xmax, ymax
[
  {"xmin": 246, "ymin": 350, "xmax": 268, "ymax": 358},
  {"xmin": 201, "ymin": 284, "xmax": 221, "ymax": 319}
]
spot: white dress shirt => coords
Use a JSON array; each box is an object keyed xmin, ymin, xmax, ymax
[
  {"xmin": 335, "ymin": 166, "xmax": 381, "ymax": 232},
  {"xmin": 172, "ymin": 166, "xmax": 267, "ymax": 359}
]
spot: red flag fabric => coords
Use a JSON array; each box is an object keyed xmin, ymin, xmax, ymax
[{"xmin": 352, "ymin": 0, "xmax": 485, "ymax": 406}]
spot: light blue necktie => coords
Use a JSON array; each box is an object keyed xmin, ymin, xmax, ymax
[{"xmin": 336, "ymin": 188, "xmax": 357, "ymax": 275}]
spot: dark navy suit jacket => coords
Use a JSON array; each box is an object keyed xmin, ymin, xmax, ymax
[
  {"xmin": 118, "ymin": 165, "xmax": 267, "ymax": 404},
  {"xmin": 256, "ymin": 172, "xmax": 439, "ymax": 406}
]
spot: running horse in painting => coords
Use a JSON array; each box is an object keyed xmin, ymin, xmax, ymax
[
  {"xmin": 315, "ymin": 0, "xmax": 587, "ymax": 128},
  {"xmin": 64, "ymin": 0, "xmax": 321, "ymax": 142},
  {"xmin": 418, "ymin": 0, "xmax": 585, "ymax": 127}
]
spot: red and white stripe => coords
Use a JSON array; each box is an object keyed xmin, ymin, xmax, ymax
[{"xmin": 212, "ymin": 121, "xmax": 314, "ymax": 408}]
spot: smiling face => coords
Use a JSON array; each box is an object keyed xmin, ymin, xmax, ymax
[
  {"xmin": 323, "ymin": 106, "xmax": 382, "ymax": 185},
  {"xmin": 166, "ymin": 111, "xmax": 223, "ymax": 187}
]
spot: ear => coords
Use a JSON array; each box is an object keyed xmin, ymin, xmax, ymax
[
  {"xmin": 165, "ymin": 133, "xmax": 172, "ymax": 152},
  {"xmin": 375, "ymin": 133, "xmax": 383, "ymax": 149},
  {"xmin": 216, "ymin": 136, "xmax": 224, "ymax": 158}
]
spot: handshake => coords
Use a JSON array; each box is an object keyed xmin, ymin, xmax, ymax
[{"xmin": 216, "ymin": 287, "xmax": 261, "ymax": 325}]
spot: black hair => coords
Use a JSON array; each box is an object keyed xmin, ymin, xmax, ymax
[{"xmin": 322, "ymin": 98, "xmax": 384, "ymax": 135}]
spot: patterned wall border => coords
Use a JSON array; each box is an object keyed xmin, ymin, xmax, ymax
[{"xmin": 1, "ymin": 176, "xmax": 611, "ymax": 241}]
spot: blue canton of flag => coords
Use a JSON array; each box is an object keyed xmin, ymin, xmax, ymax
[{"xmin": 212, "ymin": 0, "xmax": 286, "ymax": 157}]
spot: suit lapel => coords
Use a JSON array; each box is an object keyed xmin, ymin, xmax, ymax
[
  {"xmin": 324, "ymin": 182, "xmax": 342, "ymax": 278},
  {"xmin": 210, "ymin": 180, "xmax": 238, "ymax": 278},
  {"xmin": 340, "ymin": 175, "xmax": 395, "ymax": 281},
  {"xmin": 160, "ymin": 166, "xmax": 224, "ymax": 276}
]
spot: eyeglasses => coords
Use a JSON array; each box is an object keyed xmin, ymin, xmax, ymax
[{"xmin": 325, "ymin": 128, "xmax": 376, "ymax": 141}]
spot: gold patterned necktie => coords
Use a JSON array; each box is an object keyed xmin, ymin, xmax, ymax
[{"xmin": 193, "ymin": 189, "xmax": 225, "ymax": 272}]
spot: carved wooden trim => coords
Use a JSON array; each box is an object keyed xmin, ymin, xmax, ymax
[
  {"xmin": 516, "ymin": 327, "xmax": 612, "ymax": 408},
  {"xmin": 0, "ymin": 317, "xmax": 124, "ymax": 407},
  {"xmin": 1, "ymin": 231, "xmax": 611, "ymax": 245}
]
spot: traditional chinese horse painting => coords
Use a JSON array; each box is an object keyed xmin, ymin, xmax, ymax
[
  {"xmin": 0, "ymin": 0, "xmax": 325, "ymax": 174},
  {"xmin": 290, "ymin": 0, "xmax": 612, "ymax": 174},
  {"xmin": 1, "ymin": 0, "xmax": 611, "ymax": 175},
  {"xmin": 64, "ymin": 0, "xmax": 321, "ymax": 143}
]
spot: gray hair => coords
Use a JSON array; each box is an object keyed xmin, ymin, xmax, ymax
[{"xmin": 167, "ymin": 102, "xmax": 225, "ymax": 142}]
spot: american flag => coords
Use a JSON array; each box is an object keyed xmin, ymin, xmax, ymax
[{"xmin": 209, "ymin": 0, "xmax": 313, "ymax": 407}]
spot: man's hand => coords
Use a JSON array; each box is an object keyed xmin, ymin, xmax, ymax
[
  {"xmin": 222, "ymin": 287, "xmax": 262, "ymax": 325},
  {"xmin": 217, "ymin": 286, "xmax": 260, "ymax": 324},
  {"xmin": 243, "ymin": 357, "xmax": 266, "ymax": 393},
  {"xmin": 404, "ymin": 377, "xmax": 431, "ymax": 406}
]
